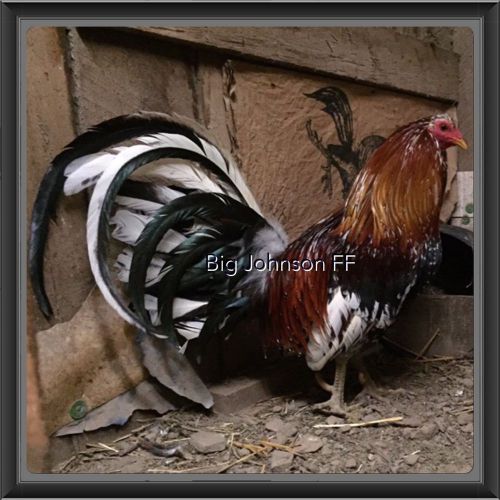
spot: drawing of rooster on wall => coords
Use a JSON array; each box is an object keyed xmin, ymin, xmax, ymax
[{"xmin": 305, "ymin": 86, "xmax": 386, "ymax": 199}]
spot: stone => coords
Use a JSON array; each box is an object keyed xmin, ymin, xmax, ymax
[
  {"xmin": 418, "ymin": 422, "xmax": 439, "ymax": 439},
  {"xmin": 404, "ymin": 453, "xmax": 419, "ymax": 466},
  {"xmin": 265, "ymin": 416, "xmax": 283, "ymax": 432},
  {"xmin": 295, "ymin": 434, "xmax": 324, "ymax": 454},
  {"xmin": 281, "ymin": 423, "xmax": 298, "ymax": 438},
  {"xmin": 265, "ymin": 417, "xmax": 297, "ymax": 437},
  {"xmin": 232, "ymin": 465, "xmax": 261, "ymax": 474},
  {"xmin": 189, "ymin": 431, "xmax": 227, "ymax": 454},
  {"xmin": 274, "ymin": 433, "xmax": 289, "ymax": 445},
  {"xmin": 326, "ymin": 415, "xmax": 344, "ymax": 425},
  {"xmin": 237, "ymin": 447, "xmax": 251, "ymax": 457},
  {"xmin": 270, "ymin": 450, "xmax": 294, "ymax": 471},
  {"xmin": 363, "ymin": 412, "xmax": 381, "ymax": 422},
  {"xmin": 345, "ymin": 458, "xmax": 357, "ymax": 469}
]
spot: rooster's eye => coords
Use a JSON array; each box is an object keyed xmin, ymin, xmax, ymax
[{"xmin": 440, "ymin": 124, "xmax": 449, "ymax": 131}]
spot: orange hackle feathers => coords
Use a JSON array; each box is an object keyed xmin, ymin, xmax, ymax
[
  {"xmin": 337, "ymin": 119, "xmax": 447, "ymax": 249},
  {"xmin": 264, "ymin": 116, "xmax": 449, "ymax": 354}
]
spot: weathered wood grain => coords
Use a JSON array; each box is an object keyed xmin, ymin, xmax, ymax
[
  {"xmin": 192, "ymin": 55, "xmax": 232, "ymax": 151},
  {"xmin": 30, "ymin": 27, "xmax": 203, "ymax": 436},
  {"xmin": 67, "ymin": 27, "xmax": 197, "ymax": 131},
  {"xmin": 225, "ymin": 60, "xmax": 451, "ymax": 240},
  {"xmin": 132, "ymin": 27, "xmax": 459, "ymax": 102},
  {"xmin": 26, "ymin": 26, "xmax": 94, "ymax": 472},
  {"xmin": 452, "ymin": 28, "xmax": 474, "ymax": 172},
  {"xmin": 386, "ymin": 294, "xmax": 473, "ymax": 357},
  {"xmin": 27, "ymin": 27, "xmax": 93, "ymax": 328}
]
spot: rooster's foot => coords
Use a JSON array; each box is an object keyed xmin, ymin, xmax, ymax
[
  {"xmin": 313, "ymin": 356, "xmax": 350, "ymax": 417},
  {"xmin": 312, "ymin": 399, "xmax": 365, "ymax": 419},
  {"xmin": 312, "ymin": 398, "xmax": 347, "ymax": 417}
]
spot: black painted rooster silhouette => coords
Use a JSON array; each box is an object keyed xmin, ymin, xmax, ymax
[{"xmin": 305, "ymin": 86, "xmax": 385, "ymax": 199}]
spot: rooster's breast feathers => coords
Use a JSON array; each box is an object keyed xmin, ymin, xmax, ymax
[{"xmin": 265, "ymin": 117, "xmax": 448, "ymax": 368}]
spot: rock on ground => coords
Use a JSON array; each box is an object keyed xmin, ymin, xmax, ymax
[
  {"xmin": 50, "ymin": 356, "xmax": 474, "ymax": 475},
  {"xmin": 295, "ymin": 434, "xmax": 324, "ymax": 453},
  {"xmin": 270, "ymin": 450, "xmax": 294, "ymax": 471},
  {"xmin": 189, "ymin": 431, "xmax": 227, "ymax": 454},
  {"xmin": 265, "ymin": 416, "xmax": 297, "ymax": 437}
]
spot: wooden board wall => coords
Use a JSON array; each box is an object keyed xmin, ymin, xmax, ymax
[
  {"xmin": 224, "ymin": 60, "xmax": 452, "ymax": 240},
  {"xmin": 134, "ymin": 27, "xmax": 460, "ymax": 102},
  {"xmin": 26, "ymin": 27, "xmax": 90, "ymax": 470},
  {"xmin": 25, "ymin": 26, "xmax": 469, "ymax": 468}
]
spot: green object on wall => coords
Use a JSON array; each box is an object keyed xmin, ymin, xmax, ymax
[{"xmin": 69, "ymin": 399, "xmax": 88, "ymax": 420}]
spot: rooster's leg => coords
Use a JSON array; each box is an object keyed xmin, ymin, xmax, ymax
[
  {"xmin": 312, "ymin": 356, "xmax": 348, "ymax": 417},
  {"xmin": 354, "ymin": 357, "xmax": 407, "ymax": 403}
]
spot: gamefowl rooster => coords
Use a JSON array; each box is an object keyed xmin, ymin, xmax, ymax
[{"xmin": 30, "ymin": 111, "xmax": 467, "ymax": 416}]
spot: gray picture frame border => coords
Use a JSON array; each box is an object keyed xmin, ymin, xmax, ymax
[{"xmin": 1, "ymin": 1, "xmax": 498, "ymax": 497}]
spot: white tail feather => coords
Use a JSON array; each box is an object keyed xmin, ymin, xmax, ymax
[
  {"xmin": 114, "ymin": 248, "xmax": 166, "ymax": 284},
  {"xmin": 64, "ymin": 152, "xmax": 116, "ymax": 195},
  {"xmin": 114, "ymin": 195, "xmax": 163, "ymax": 214},
  {"xmin": 110, "ymin": 209, "xmax": 188, "ymax": 253},
  {"xmin": 75, "ymin": 119, "xmax": 266, "ymax": 333},
  {"xmin": 143, "ymin": 294, "xmax": 206, "ymax": 340},
  {"xmin": 87, "ymin": 144, "xmax": 157, "ymax": 329},
  {"xmin": 110, "ymin": 210, "xmax": 150, "ymax": 246},
  {"xmin": 132, "ymin": 161, "xmax": 226, "ymax": 194}
]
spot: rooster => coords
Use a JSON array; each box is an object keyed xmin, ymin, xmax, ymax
[{"xmin": 29, "ymin": 111, "xmax": 467, "ymax": 416}]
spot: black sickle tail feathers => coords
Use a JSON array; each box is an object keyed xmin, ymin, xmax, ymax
[
  {"xmin": 28, "ymin": 112, "xmax": 214, "ymax": 319},
  {"xmin": 28, "ymin": 111, "xmax": 276, "ymax": 352}
]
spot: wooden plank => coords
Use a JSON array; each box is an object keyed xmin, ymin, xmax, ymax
[
  {"xmin": 386, "ymin": 294, "xmax": 473, "ymax": 358},
  {"xmin": 27, "ymin": 347, "xmax": 49, "ymax": 472},
  {"xmin": 132, "ymin": 27, "xmax": 459, "ymax": 102},
  {"xmin": 453, "ymin": 28, "xmax": 474, "ymax": 172},
  {"xmin": 191, "ymin": 55, "xmax": 232, "ymax": 151},
  {"xmin": 66, "ymin": 27, "xmax": 197, "ymax": 131},
  {"xmin": 30, "ymin": 27, "xmax": 203, "ymax": 436},
  {"xmin": 224, "ymin": 60, "xmax": 451, "ymax": 240},
  {"xmin": 26, "ymin": 27, "xmax": 93, "ymax": 328},
  {"xmin": 26, "ymin": 26, "xmax": 94, "ymax": 473},
  {"xmin": 210, "ymin": 360, "xmax": 310, "ymax": 414}
]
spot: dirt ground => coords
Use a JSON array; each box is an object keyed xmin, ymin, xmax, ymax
[{"xmin": 53, "ymin": 353, "xmax": 473, "ymax": 475}]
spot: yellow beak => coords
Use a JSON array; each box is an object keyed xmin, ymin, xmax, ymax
[{"xmin": 454, "ymin": 137, "xmax": 468, "ymax": 150}]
